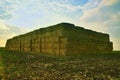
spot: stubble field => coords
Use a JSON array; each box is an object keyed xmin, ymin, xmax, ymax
[{"xmin": 0, "ymin": 47, "xmax": 120, "ymax": 80}]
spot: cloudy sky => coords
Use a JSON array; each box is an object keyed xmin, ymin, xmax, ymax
[{"xmin": 0, "ymin": 0, "xmax": 120, "ymax": 50}]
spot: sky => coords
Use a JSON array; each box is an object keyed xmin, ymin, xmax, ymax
[{"xmin": 0, "ymin": 0, "xmax": 120, "ymax": 50}]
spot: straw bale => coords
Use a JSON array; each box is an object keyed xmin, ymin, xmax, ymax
[
  {"xmin": 59, "ymin": 49, "xmax": 66, "ymax": 56},
  {"xmin": 5, "ymin": 23, "xmax": 113, "ymax": 56}
]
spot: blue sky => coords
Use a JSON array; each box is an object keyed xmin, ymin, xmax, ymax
[{"xmin": 0, "ymin": 0, "xmax": 120, "ymax": 50}]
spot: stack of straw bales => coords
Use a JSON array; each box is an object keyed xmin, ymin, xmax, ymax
[{"xmin": 5, "ymin": 23, "xmax": 113, "ymax": 56}]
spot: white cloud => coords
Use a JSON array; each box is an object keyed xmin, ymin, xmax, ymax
[
  {"xmin": 103, "ymin": 12, "xmax": 120, "ymax": 27},
  {"xmin": 100, "ymin": 0, "xmax": 118, "ymax": 6},
  {"xmin": 80, "ymin": 0, "xmax": 119, "ymax": 22},
  {"xmin": 0, "ymin": 20, "xmax": 29, "ymax": 47},
  {"xmin": 0, "ymin": 20, "xmax": 9, "ymax": 30},
  {"xmin": 50, "ymin": 2, "xmax": 82, "ymax": 11},
  {"xmin": 0, "ymin": 0, "xmax": 19, "ymax": 19},
  {"xmin": 82, "ymin": 0, "xmax": 101, "ymax": 11},
  {"xmin": 79, "ymin": 0, "xmax": 119, "ymax": 28},
  {"xmin": 48, "ymin": 0, "xmax": 100, "ymax": 12}
]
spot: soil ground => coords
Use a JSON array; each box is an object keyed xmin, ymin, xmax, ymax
[{"xmin": 0, "ymin": 47, "xmax": 120, "ymax": 80}]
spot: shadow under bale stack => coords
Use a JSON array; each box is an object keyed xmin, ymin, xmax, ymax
[{"xmin": 5, "ymin": 23, "xmax": 113, "ymax": 56}]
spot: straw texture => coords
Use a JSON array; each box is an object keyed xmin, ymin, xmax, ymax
[{"xmin": 5, "ymin": 23, "xmax": 113, "ymax": 56}]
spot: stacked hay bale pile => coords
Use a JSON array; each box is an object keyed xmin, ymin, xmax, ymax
[{"xmin": 6, "ymin": 23, "xmax": 113, "ymax": 56}]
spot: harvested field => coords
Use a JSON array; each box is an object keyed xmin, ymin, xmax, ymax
[{"xmin": 0, "ymin": 48, "xmax": 120, "ymax": 80}]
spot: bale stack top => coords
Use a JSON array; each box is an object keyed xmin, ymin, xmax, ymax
[{"xmin": 11, "ymin": 23, "xmax": 109, "ymax": 40}]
